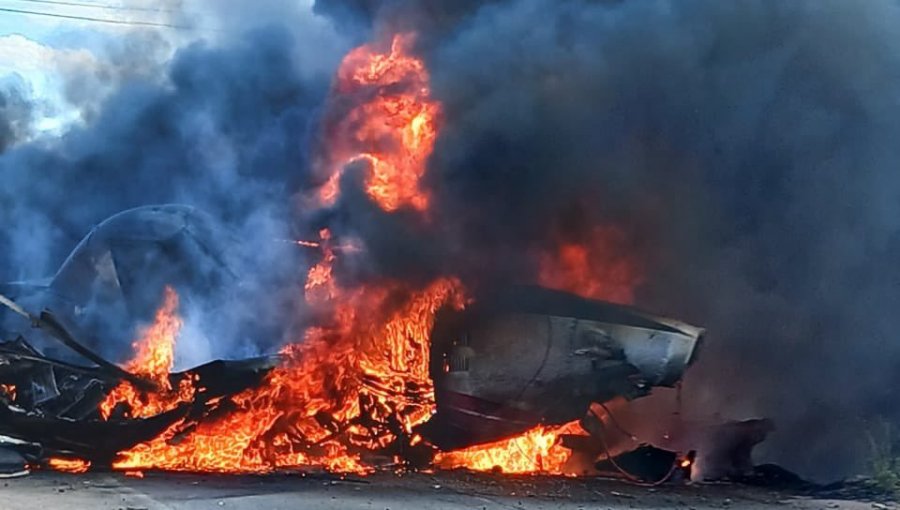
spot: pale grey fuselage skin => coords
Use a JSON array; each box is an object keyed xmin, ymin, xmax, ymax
[{"xmin": 426, "ymin": 288, "xmax": 704, "ymax": 449}]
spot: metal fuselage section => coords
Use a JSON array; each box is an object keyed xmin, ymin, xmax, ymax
[{"xmin": 425, "ymin": 287, "xmax": 704, "ymax": 450}]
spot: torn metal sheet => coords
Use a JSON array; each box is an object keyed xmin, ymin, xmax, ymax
[{"xmin": 0, "ymin": 329, "xmax": 278, "ymax": 464}]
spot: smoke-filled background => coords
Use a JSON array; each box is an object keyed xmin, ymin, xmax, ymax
[
  {"xmin": 0, "ymin": 0, "xmax": 352, "ymax": 363},
  {"xmin": 2, "ymin": 0, "xmax": 900, "ymax": 480}
]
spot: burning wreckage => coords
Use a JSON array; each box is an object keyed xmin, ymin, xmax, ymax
[
  {"xmin": 0, "ymin": 204, "xmax": 719, "ymax": 480},
  {"xmin": 0, "ymin": 205, "xmax": 281, "ymax": 470}
]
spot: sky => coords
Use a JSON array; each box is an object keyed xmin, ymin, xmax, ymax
[
  {"xmin": 0, "ymin": 0, "xmax": 342, "ymax": 134},
  {"xmin": 0, "ymin": 0, "xmax": 168, "ymax": 133}
]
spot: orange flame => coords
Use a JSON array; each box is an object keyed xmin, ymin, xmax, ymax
[
  {"xmin": 99, "ymin": 286, "xmax": 192, "ymax": 420},
  {"xmin": 538, "ymin": 226, "xmax": 642, "ymax": 304},
  {"xmin": 317, "ymin": 33, "xmax": 439, "ymax": 212},
  {"xmin": 434, "ymin": 420, "xmax": 586, "ymax": 475},
  {"xmin": 50, "ymin": 33, "xmax": 634, "ymax": 478},
  {"xmin": 95, "ymin": 34, "xmax": 465, "ymax": 475},
  {"xmin": 108, "ymin": 275, "xmax": 466, "ymax": 474},
  {"xmin": 48, "ymin": 458, "xmax": 90, "ymax": 474},
  {"xmin": 0, "ymin": 383, "xmax": 15, "ymax": 401},
  {"xmin": 441, "ymin": 227, "xmax": 646, "ymax": 476}
]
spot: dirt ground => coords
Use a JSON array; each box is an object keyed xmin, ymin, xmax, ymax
[{"xmin": 0, "ymin": 470, "xmax": 894, "ymax": 510}]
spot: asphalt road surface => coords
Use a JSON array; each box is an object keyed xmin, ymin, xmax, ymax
[{"xmin": 0, "ymin": 471, "xmax": 893, "ymax": 510}]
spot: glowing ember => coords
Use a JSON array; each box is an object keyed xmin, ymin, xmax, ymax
[
  {"xmin": 538, "ymin": 226, "xmax": 643, "ymax": 304},
  {"xmin": 434, "ymin": 420, "xmax": 586, "ymax": 475},
  {"xmin": 48, "ymin": 458, "xmax": 90, "ymax": 474},
  {"xmin": 0, "ymin": 383, "xmax": 14, "ymax": 400},
  {"xmin": 99, "ymin": 286, "xmax": 192, "ymax": 420},
  {"xmin": 317, "ymin": 33, "xmax": 439, "ymax": 212},
  {"xmin": 304, "ymin": 229, "xmax": 338, "ymax": 303}
]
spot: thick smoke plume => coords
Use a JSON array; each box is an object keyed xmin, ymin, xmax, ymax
[
  {"xmin": 2, "ymin": 0, "xmax": 900, "ymax": 480},
  {"xmin": 316, "ymin": 0, "xmax": 900, "ymax": 479},
  {"xmin": 0, "ymin": 79, "xmax": 32, "ymax": 152},
  {"xmin": 0, "ymin": 14, "xmax": 346, "ymax": 363}
]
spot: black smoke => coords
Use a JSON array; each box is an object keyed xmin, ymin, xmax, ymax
[
  {"xmin": 313, "ymin": 0, "xmax": 508, "ymax": 46},
  {"xmin": 433, "ymin": 0, "xmax": 900, "ymax": 480},
  {"xmin": 318, "ymin": 0, "xmax": 900, "ymax": 480}
]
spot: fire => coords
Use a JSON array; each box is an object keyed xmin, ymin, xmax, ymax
[
  {"xmin": 88, "ymin": 33, "xmax": 466, "ymax": 475},
  {"xmin": 440, "ymin": 228, "xmax": 645, "ymax": 475},
  {"xmin": 47, "ymin": 458, "xmax": 90, "ymax": 474},
  {"xmin": 0, "ymin": 383, "xmax": 14, "ymax": 400},
  {"xmin": 99, "ymin": 286, "xmax": 192, "ymax": 420},
  {"xmin": 538, "ymin": 226, "xmax": 642, "ymax": 304},
  {"xmin": 435, "ymin": 420, "xmax": 586, "ymax": 475},
  {"xmin": 304, "ymin": 229, "xmax": 338, "ymax": 302},
  {"xmin": 43, "ymin": 32, "xmax": 626, "ymax": 479},
  {"xmin": 109, "ymin": 275, "xmax": 466, "ymax": 474},
  {"xmin": 317, "ymin": 33, "xmax": 439, "ymax": 212}
]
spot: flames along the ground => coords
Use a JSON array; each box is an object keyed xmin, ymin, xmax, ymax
[{"xmin": 73, "ymin": 33, "xmax": 641, "ymax": 476}]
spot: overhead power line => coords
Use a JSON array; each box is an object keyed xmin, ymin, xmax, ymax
[
  {"xmin": 0, "ymin": 5, "xmax": 191, "ymax": 29},
  {"xmin": 10, "ymin": 0, "xmax": 173, "ymax": 13}
]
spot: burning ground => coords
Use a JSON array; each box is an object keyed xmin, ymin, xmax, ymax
[{"xmin": 2, "ymin": 0, "xmax": 900, "ymax": 485}]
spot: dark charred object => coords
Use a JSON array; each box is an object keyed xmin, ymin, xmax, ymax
[
  {"xmin": 714, "ymin": 464, "xmax": 885, "ymax": 501},
  {"xmin": 0, "ymin": 330, "xmax": 277, "ymax": 464},
  {"xmin": 0, "ymin": 205, "xmax": 281, "ymax": 465},
  {"xmin": 595, "ymin": 444, "xmax": 679, "ymax": 483},
  {"xmin": 693, "ymin": 418, "xmax": 776, "ymax": 481},
  {"xmin": 738, "ymin": 463, "xmax": 813, "ymax": 489},
  {"xmin": 423, "ymin": 286, "xmax": 704, "ymax": 450},
  {"xmin": 0, "ymin": 445, "xmax": 28, "ymax": 478}
]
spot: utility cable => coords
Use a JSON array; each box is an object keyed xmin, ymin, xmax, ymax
[
  {"xmin": 9, "ymin": 0, "xmax": 173, "ymax": 13},
  {"xmin": 0, "ymin": 5, "xmax": 192, "ymax": 29}
]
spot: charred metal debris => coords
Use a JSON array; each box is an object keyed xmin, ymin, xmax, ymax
[{"xmin": 0, "ymin": 301, "xmax": 278, "ymax": 465}]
